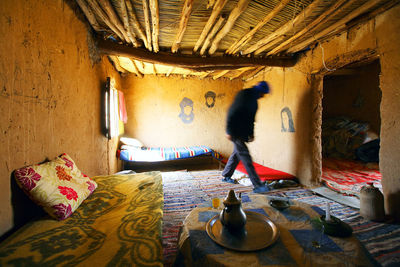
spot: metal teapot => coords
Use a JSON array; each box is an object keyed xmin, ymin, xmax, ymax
[{"xmin": 219, "ymin": 190, "xmax": 247, "ymax": 232}]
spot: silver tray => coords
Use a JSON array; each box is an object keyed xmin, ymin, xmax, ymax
[{"xmin": 205, "ymin": 210, "xmax": 279, "ymax": 251}]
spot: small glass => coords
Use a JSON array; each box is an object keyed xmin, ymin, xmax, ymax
[{"xmin": 212, "ymin": 198, "xmax": 221, "ymax": 209}]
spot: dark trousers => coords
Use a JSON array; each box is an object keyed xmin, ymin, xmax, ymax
[{"xmin": 222, "ymin": 138, "xmax": 263, "ymax": 188}]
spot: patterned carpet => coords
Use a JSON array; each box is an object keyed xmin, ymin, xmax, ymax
[{"xmin": 162, "ymin": 169, "xmax": 400, "ymax": 267}]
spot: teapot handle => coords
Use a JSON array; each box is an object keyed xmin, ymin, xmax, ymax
[
  {"xmin": 220, "ymin": 207, "xmax": 231, "ymax": 225},
  {"xmin": 221, "ymin": 208, "xmax": 226, "ymax": 225}
]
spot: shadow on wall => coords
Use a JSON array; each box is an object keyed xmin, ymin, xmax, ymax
[
  {"xmin": 0, "ymin": 172, "xmax": 46, "ymax": 242},
  {"xmin": 386, "ymin": 191, "xmax": 400, "ymax": 222},
  {"xmin": 293, "ymin": 80, "xmax": 315, "ymax": 186}
]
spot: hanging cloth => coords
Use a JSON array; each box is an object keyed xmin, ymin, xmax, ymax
[{"xmin": 118, "ymin": 91, "xmax": 128, "ymax": 123}]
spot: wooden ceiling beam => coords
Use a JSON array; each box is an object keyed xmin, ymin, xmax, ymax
[
  {"xmin": 149, "ymin": 0, "xmax": 159, "ymax": 52},
  {"xmin": 200, "ymin": 15, "xmax": 225, "ymax": 56},
  {"xmin": 108, "ymin": 56, "xmax": 128, "ymax": 73},
  {"xmin": 125, "ymin": 0, "xmax": 149, "ymax": 49},
  {"xmin": 267, "ymin": 0, "xmax": 349, "ymax": 55},
  {"xmin": 97, "ymin": 38, "xmax": 298, "ymax": 70},
  {"xmin": 75, "ymin": 0, "xmax": 103, "ymax": 31},
  {"xmin": 86, "ymin": 0, "xmax": 125, "ymax": 40},
  {"xmin": 243, "ymin": 0, "xmax": 325, "ymax": 55},
  {"xmin": 142, "ymin": 0, "xmax": 152, "ymax": 51},
  {"xmin": 244, "ymin": 66, "xmax": 266, "ymax": 81},
  {"xmin": 172, "ymin": 0, "xmax": 194, "ymax": 53},
  {"xmin": 288, "ymin": 0, "xmax": 385, "ymax": 53},
  {"xmin": 226, "ymin": 0, "xmax": 291, "ymax": 55},
  {"xmin": 193, "ymin": 0, "xmax": 228, "ymax": 53},
  {"xmin": 98, "ymin": 0, "xmax": 132, "ymax": 44},
  {"xmin": 213, "ymin": 70, "xmax": 230, "ymax": 80},
  {"xmin": 118, "ymin": 0, "xmax": 138, "ymax": 47},
  {"xmin": 208, "ymin": 0, "xmax": 250, "ymax": 55},
  {"xmin": 229, "ymin": 67, "xmax": 253, "ymax": 80},
  {"xmin": 129, "ymin": 58, "xmax": 144, "ymax": 77},
  {"xmin": 166, "ymin": 67, "xmax": 175, "ymax": 77}
]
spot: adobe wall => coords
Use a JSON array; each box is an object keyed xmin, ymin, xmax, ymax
[
  {"xmin": 0, "ymin": 0, "xmax": 120, "ymax": 236},
  {"xmin": 273, "ymin": 4, "xmax": 400, "ymax": 220},
  {"xmin": 122, "ymin": 75, "xmax": 243, "ymax": 157},
  {"xmin": 243, "ymin": 69, "xmax": 313, "ymax": 185}
]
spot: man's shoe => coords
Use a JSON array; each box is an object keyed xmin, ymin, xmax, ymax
[
  {"xmin": 253, "ymin": 185, "xmax": 270, "ymax": 194},
  {"xmin": 222, "ymin": 177, "xmax": 238, "ymax": 184}
]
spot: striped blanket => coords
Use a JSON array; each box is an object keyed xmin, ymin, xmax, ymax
[
  {"xmin": 162, "ymin": 170, "xmax": 400, "ymax": 267},
  {"xmin": 119, "ymin": 145, "xmax": 218, "ymax": 162},
  {"xmin": 321, "ymin": 158, "xmax": 382, "ymax": 196}
]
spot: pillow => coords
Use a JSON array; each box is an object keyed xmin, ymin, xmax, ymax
[
  {"xmin": 120, "ymin": 137, "xmax": 144, "ymax": 147},
  {"xmin": 14, "ymin": 153, "xmax": 97, "ymax": 220}
]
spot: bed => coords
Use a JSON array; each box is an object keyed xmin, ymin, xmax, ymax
[
  {"xmin": 0, "ymin": 171, "xmax": 164, "ymax": 266},
  {"xmin": 118, "ymin": 143, "xmax": 222, "ymax": 171}
]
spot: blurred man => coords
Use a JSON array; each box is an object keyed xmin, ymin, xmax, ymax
[{"xmin": 222, "ymin": 81, "xmax": 271, "ymax": 193}]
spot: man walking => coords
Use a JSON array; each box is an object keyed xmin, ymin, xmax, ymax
[{"xmin": 222, "ymin": 81, "xmax": 271, "ymax": 193}]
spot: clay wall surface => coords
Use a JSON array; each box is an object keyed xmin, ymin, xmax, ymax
[
  {"xmin": 0, "ymin": 0, "xmax": 120, "ymax": 236},
  {"xmin": 122, "ymin": 75, "xmax": 243, "ymax": 157},
  {"xmin": 243, "ymin": 69, "xmax": 313, "ymax": 185},
  {"xmin": 285, "ymin": 4, "xmax": 400, "ymax": 219}
]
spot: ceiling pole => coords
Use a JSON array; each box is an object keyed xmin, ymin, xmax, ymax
[
  {"xmin": 200, "ymin": 15, "xmax": 225, "ymax": 56},
  {"xmin": 243, "ymin": 66, "xmax": 265, "ymax": 81},
  {"xmin": 118, "ymin": 0, "xmax": 138, "ymax": 47},
  {"xmin": 152, "ymin": 64, "xmax": 157, "ymax": 75},
  {"xmin": 267, "ymin": 0, "xmax": 349, "ymax": 55},
  {"xmin": 142, "ymin": 0, "xmax": 152, "ymax": 51},
  {"xmin": 149, "ymin": 0, "xmax": 159, "ymax": 52},
  {"xmin": 254, "ymin": 36, "xmax": 284, "ymax": 55},
  {"xmin": 166, "ymin": 67, "xmax": 175, "ymax": 77},
  {"xmin": 129, "ymin": 58, "xmax": 144, "ymax": 77},
  {"xmin": 109, "ymin": 56, "xmax": 128, "ymax": 73},
  {"xmin": 98, "ymin": 0, "xmax": 132, "ymax": 44},
  {"xmin": 86, "ymin": 0, "xmax": 125, "ymax": 40},
  {"xmin": 193, "ymin": 0, "xmax": 228, "ymax": 53},
  {"xmin": 75, "ymin": 0, "xmax": 103, "ymax": 31},
  {"xmin": 288, "ymin": 0, "xmax": 384, "ymax": 54},
  {"xmin": 226, "ymin": 0, "xmax": 291, "ymax": 55},
  {"xmin": 208, "ymin": 0, "xmax": 250, "ymax": 55},
  {"xmin": 125, "ymin": 0, "xmax": 149, "ymax": 49},
  {"xmin": 243, "ymin": 0, "xmax": 325, "ymax": 55},
  {"xmin": 213, "ymin": 70, "xmax": 230, "ymax": 80},
  {"xmin": 199, "ymin": 71, "xmax": 211, "ymax": 79},
  {"xmin": 229, "ymin": 67, "xmax": 253, "ymax": 80},
  {"xmin": 172, "ymin": 0, "xmax": 194, "ymax": 53},
  {"xmin": 97, "ymin": 38, "xmax": 298, "ymax": 69}
]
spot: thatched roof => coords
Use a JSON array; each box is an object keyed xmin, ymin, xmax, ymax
[{"xmin": 75, "ymin": 0, "xmax": 397, "ymax": 80}]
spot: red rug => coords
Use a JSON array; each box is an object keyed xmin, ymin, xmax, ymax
[
  {"xmin": 321, "ymin": 158, "xmax": 381, "ymax": 196},
  {"xmin": 235, "ymin": 161, "xmax": 296, "ymax": 181}
]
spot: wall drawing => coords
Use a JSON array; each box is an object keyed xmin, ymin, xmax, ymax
[
  {"xmin": 179, "ymin": 97, "xmax": 194, "ymax": 124},
  {"xmin": 281, "ymin": 106, "xmax": 295, "ymax": 132},
  {"xmin": 205, "ymin": 91, "xmax": 216, "ymax": 108}
]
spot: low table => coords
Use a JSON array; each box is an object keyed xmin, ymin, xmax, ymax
[{"xmin": 175, "ymin": 194, "xmax": 376, "ymax": 266}]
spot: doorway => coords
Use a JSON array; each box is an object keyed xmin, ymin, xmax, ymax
[{"xmin": 320, "ymin": 59, "xmax": 382, "ymax": 196}]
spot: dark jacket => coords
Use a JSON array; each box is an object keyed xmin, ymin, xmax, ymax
[{"xmin": 226, "ymin": 89, "xmax": 259, "ymax": 142}]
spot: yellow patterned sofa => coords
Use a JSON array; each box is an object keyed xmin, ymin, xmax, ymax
[{"xmin": 0, "ymin": 172, "xmax": 164, "ymax": 266}]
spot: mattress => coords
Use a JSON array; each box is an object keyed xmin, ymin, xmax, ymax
[{"xmin": 119, "ymin": 145, "xmax": 213, "ymax": 162}]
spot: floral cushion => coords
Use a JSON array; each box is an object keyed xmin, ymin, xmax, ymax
[{"xmin": 14, "ymin": 153, "xmax": 97, "ymax": 220}]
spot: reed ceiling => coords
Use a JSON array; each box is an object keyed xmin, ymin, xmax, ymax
[{"xmin": 74, "ymin": 0, "xmax": 397, "ymax": 80}]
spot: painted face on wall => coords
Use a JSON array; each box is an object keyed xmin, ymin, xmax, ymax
[
  {"xmin": 179, "ymin": 97, "xmax": 194, "ymax": 124},
  {"xmin": 281, "ymin": 107, "xmax": 295, "ymax": 132},
  {"xmin": 205, "ymin": 91, "xmax": 216, "ymax": 108}
]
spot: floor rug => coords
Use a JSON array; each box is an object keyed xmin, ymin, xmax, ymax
[
  {"xmin": 321, "ymin": 158, "xmax": 382, "ymax": 196},
  {"xmin": 162, "ymin": 169, "xmax": 400, "ymax": 267}
]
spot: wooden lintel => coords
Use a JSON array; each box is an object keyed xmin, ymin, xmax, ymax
[{"xmin": 97, "ymin": 39, "xmax": 297, "ymax": 70}]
